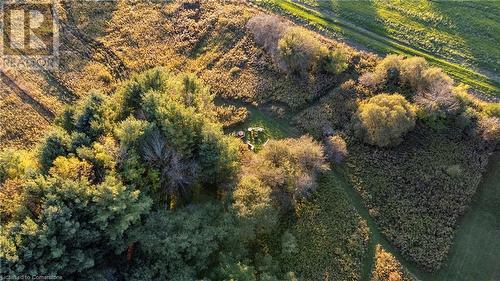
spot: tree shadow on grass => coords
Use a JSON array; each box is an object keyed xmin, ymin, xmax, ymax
[{"xmin": 428, "ymin": 1, "xmax": 500, "ymax": 76}]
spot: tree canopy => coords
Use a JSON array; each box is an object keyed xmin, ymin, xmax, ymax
[{"xmin": 353, "ymin": 94, "xmax": 416, "ymax": 147}]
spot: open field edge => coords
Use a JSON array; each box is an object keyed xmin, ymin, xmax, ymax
[{"xmin": 262, "ymin": 0, "xmax": 500, "ymax": 98}]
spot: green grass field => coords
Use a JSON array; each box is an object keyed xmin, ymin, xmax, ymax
[
  {"xmin": 263, "ymin": 0, "xmax": 500, "ymax": 97},
  {"xmin": 238, "ymin": 105, "xmax": 299, "ymax": 139},
  {"xmin": 222, "ymin": 102, "xmax": 299, "ymax": 140}
]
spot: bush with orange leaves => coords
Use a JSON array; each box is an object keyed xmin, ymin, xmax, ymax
[{"xmin": 371, "ymin": 245, "xmax": 416, "ymax": 281}]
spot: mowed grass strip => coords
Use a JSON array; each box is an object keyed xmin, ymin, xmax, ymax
[{"xmin": 265, "ymin": 0, "xmax": 500, "ymax": 97}]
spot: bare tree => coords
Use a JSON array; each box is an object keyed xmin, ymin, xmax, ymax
[
  {"xmin": 247, "ymin": 14, "xmax": 289, "ymax": 55},
  {"xmin": 142, "ymin": 131, "xmax": 197, "ymax": 206}
]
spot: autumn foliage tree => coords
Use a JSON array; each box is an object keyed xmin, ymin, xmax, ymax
[
  {"xmin": 232, "ymin": 175, "xmax": 278, "ymax": 241},
  {"xmin": 277, "ymin": 26, "xmax": 326, "ymax": 76},
  {"xmin": 353, "ymin": 94, "xmax": 416, "ymax": 147},
  {"xmin": 246, "ymin": 14, "xmax": 288, "ymax": 55},
  {"xmin": 239, "ymin": 136, "xmax": 328, "ymax": 212}
]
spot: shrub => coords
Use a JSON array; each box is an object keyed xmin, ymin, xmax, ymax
[
  {"xmin": 246, "ymin": 14, "xmax": 288, "ymax": 55},
  {"xmin": 84, "ymin": 63, "xmax": 113, "ymax": 84},
  {"xmin": 371, "ymin": 245, "xmax": 415, "ymax": 281},
  {"xmin": 0, "ymin": 179, "xmax": 25, "ymax": 223},
  {"xmin": 76, "ymin": 136, "xmax": 119, "ymax": 183},
  {"xmin": 115, "ymin": 117, "xmax": 149, "ymax": 150},
  {"xmin": 277, "ymin": 27, "xmax": 327, "ymax": 76},
  {"xmin": 214, "ymin": 105, "xmax": 249, "ymax": 128},
  {"xmin": 324, "ymin": 135, "xmax": 348, "ymax": 164},
  {"xmin": 49, "ymin": 156, "xmax": 94, "ymax": 181},
  {"xmin": 353, "ymin": 94, "xmax": 416, "ymax": 147},
  {"xmin": 0, "ymin": 149, "xmax": 36, "ymax": 184},
  {"xmin": 477, "ymin": 116, "xmax": 500, "ymax": 144},
  {"xmin": 400, "ymin": 56, "xmax": 428, "ymax": 91},
  {"xmin": 232, "ymin": 175, "xmax": 278, "ymax": 240},
  {"xmin": 359, "ymin": 54, "xmax": 404, "ymax": 88},
  {"xmin": 95, "ymin": 65, "xmax": 113, "ymax": 84},
  {"xmin": 421, "ymin": 67, "xmax": 454, "ymax": 96},
  {"xmin": 243, "ymin": 136, "xmax": 328, "ymax": 210},
  {"xmin": 414, "ymin": 89, "xmax": 460, "ymax": 125},
  {"xmin": 321, "ymin": 48, "xmax": 349, "ymax": 75},
  {"xmin": 359, "ymin": 55, "xmax": 456, "ymax": 100}
]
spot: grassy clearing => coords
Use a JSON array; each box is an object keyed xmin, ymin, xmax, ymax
[
  {"xmin": 264, "ymin": 0, "xmax": 500, "ymax": 97},
  {"xmin": 230, "ymin": 104, "xmax": 299, "ymax": 139}
]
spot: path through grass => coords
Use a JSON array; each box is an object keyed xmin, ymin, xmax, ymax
[
  {"xmin": 332, "ymin": 167, "xmax": 426, "ymax": 281},
  {"xmin": 238, "ymin": 103, "xmax": 500, "ymax": 280}
]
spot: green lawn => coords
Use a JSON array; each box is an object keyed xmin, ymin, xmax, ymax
[
  {"xmin": 224, "ymin": 102, "xmax": 299, "ymax": 140},
  {"xmin": 241, "ymin": 106, "xmax": 298, "ymax": 139},
  {"xmin": 263, "ymin": 0, "xmax": 500, "ymax": 97}
]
